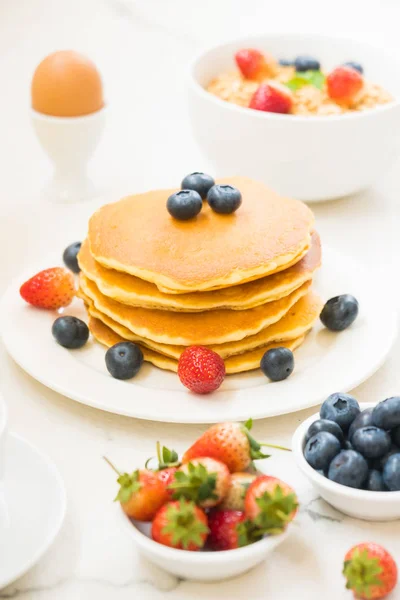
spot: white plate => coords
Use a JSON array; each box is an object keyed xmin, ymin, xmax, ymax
[
  {"xmin": 0, "ymin": 433, "xmax": 66, "ymax": 589},
  {"xmin": 0, "ymin": 248, "xmax": 397, "ymax": 423}
]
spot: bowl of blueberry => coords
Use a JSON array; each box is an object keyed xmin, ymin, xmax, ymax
[{"xmin": 292, "ymin": 395, "xmax": 400, "ymax": 521}]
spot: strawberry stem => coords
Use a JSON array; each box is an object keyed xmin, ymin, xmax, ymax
[
  {"xmin": 103, "ymin": 456, "xmax": 121, "ymax": 476},
  {"xmin": 259, "ymin": 442, "xmax": 291, "ymax": 452}
]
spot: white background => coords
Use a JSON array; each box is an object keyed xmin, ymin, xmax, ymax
[{"xmin": 1, "ymin": 1, "xmax": 400, "ymax": 598}]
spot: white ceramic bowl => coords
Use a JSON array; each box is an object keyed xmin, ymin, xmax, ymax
[
  {"xmin": 116, "ymin": 505, "xmax": 290, "ymax": 581},
  {"xmin": 292, "ymin": 402, "xmax": 400, "ymax": 521},
  {"xmin": 188, "ymin": 34, "xmax": 400, "ymax": 202}
]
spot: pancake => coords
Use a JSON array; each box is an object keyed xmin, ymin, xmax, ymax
[
  {"xmin": 79, "ymin": 275, "xmax": 311, "ymax": 345},
  {"xmin": 80, "ymin": 289, "xmax": 322, "ymax": 360},
  {"xmin": 78, "ymin": 232, "xmax": 321, "ymax": 311},
  {"xmin": 88, "ymin": 177, "xmax": 314, "ymax": 293},
  {"xmin": 88, "ymin": 315, "xmax": 305, "ymax": 374}
]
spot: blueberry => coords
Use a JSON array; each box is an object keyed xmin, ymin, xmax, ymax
[
  {"xmin": 279, "ymin": 58, "xmax": 294, "ymax": 66},
  {"xmin": 52, "ymin": 316, "xmax": 89, "ymax": 349},
  {"xmin": 181, "ymin": 172, "xmax": 215, "ymax": 200},
  {"xmin": 207, "ymin": 185, "xmax": 242, "ymax": 215},
  {"xmin": 105, "ymin": 342, "xmax": 143, "ymax": 380},
  {"xmin": 305, "ymin": 419, "xmax": 344, "ymax": 445},
  {"xmin": 63, "ymin": 241, "xmax": 82, "ymax": 274},
  {"xmin": 372, "ymin": 397, "xmax": 400, "ymax": 430},
  {"xmin": 344, "ymin": 440, "xmax": 353, "ymax": 450},
  {"xmin": 342, "ymin": 61, "xmax": 363, "ymax": 74},
  {"xmin": 260, "ymin": 347, "xmax": 294, "ymax": 381},
  {"xmin": 352, "ymin": 426, "xmax": 392, "ymax": 459},
  {"xmin": 320, "ymin": 294, "xmax": 359, "ymax": 331},
  {"xmin": 348, "ymin": 408, "xmax": 374, "ymax": 441},
  {"xmin": 320, "ymin": 393, "xmax": 360, "ymax": 432},
  {"xmin": 167, "ymin": 190, "xmax": 202, "ymax": 221},
  {"xmin": 365, "ymin": 469, "xmax": 386, "ymax": 491},
  {"xmin": 383, "ymin": 453, "xmax": 400, "ymax": 491},
  {"xmin": 294, "ymin": 56, "xmax": 321, "ymax": 72},
  {"xmin": 371, "ymin": 445, "xmax": 400, "ymax": 471},
  {"xmin": 328, "ymin": 450, "xmax": 368, "ymax": 489},
  {"xmin": 304, "ymin": 431, "xmax": 341, "ymax": 471},
  {"xmin": 392, "ymin": 426, "xmax": 400, "ymax": 447}
]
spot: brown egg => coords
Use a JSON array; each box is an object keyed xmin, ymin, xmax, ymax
[{"xmin": 31, "ymin": 50, "xmax": 104, "ymax": 117}]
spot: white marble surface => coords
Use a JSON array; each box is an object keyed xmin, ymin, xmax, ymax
[{"xmin": 1, "ymin": 0, "xmax": 400, "ymax": 598}]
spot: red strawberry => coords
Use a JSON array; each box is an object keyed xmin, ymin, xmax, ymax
[
  {"xmin": 208, "ymin": 510, "xmax": 246, "ymax": 550},
  {"xmin": 182, "ymin": 419, "xmax": 288, "ymax": 473},
  {"xmin": 219, "ymin": 472, "xmax": 257, "ymax": 510},
  {"xmin": 105, "ymin": 458, "xmax": 169, "ymax": 521},
  {"xmin": 169, "ymin": 457, "xmax": 230, "ymax": 508},
  {"xmin": 178, "ymin": 346, "xmax": 225, "ymax": 394},
  {"xmin": 158, "ymin": 467, "xmax": 178, "ymax": 498},
  {"xmin": 147, "ymin": 442, "xmax": 181, "ymax": 498},
  {"xmin": 343, "ymin": 543, "xmax": 397, "ymax": 599},
  {"xmin": 152, "ymin": 499, "xmax": 209, "ymax": 551},
  {"xmin": 235, "ymin": 48, "xmax": 276, "ymax": 80},
  {"xmin": 327, "ymin": 66, "xmax": 363, "ymax": 104},
  {"xmin": 249, "ymin": 82, "xmax": 293, "ymax": 114},
  {"xmin": 20, "ymin": 267, "xmax": 75, "ymax": 310},
  {"xmin": 245, "ymin": 475, "xmax": 298, "ymax": 533}
]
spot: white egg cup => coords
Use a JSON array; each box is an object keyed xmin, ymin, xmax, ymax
[{"xmin": 31, "ymin": 107, "xmax": 106, "ymax": 203}]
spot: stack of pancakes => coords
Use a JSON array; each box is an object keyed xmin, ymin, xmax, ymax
[{"xmin": 77, "ymin": 177, "xmax": 323, "ymax": 374}]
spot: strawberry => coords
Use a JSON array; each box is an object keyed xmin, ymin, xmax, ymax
[
  {"xmin": 249, "ymin": 82, "xmax": 293, "ymax": 114},
  {"xmin": 327, "ymin": 66, "xmax": 363, "ymax": 104},
  {"xmin": 208, "ymin": 510, "xmax": 246, "ymax": 550},
  {"xmin": 105, "ymin": 458, "xmax": 169, "ymax": 521},
  {"xmin": 235, "ymin": 48, "xmax": 276, "ymax": 80},
  {"xmin": 178, "ymin": 346, "xmax": 225, "ymax": 394},
  {"xmin": 20, "ymin": 267, "xmax": 75, "ymax": 310},
  {"xmin": 245, "ymin": 475, "xmax": 298, "ymax": 534},
  {"xmin": 182, "ymin": 418, "xmax": 289, "ymax": 473},
  {"xmin": 146, "ymin": 442, "xmax": 181, "ymax": 498},
  {"xmin": 151, "ymin": 499, "xmax": 209, "ymax": 551},
  {"xmin": 343, "ymin": 543, "xmax": 398, "ymax": 599},
  {"xmin": 169, "ymin": 457, "xmax": 230, "ymax": 508},
  {"xmin": 219, "ymin": 472, "xmax": 257, "ymax": 510}
]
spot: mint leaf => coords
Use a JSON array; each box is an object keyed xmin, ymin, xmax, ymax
[{"xmin": 286, "ymin": 70, "xmax": 325, "ymax": 91}]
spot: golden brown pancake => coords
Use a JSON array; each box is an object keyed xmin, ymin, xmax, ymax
[
  {"xmin": 88, "ymin": 315, "xmax": 305, "ymax": 374},
  {"xmin": 78, "ymin": 232, "xmax": 321, "ymax": 311},
  {"xmin": 79, "ymin": 275, "xmax": 311, "ymax": 345},
  {"xmin": 80, "ymin": 289, "xmax": 322, "ymax": 360},
  {"xmin": 88, "ymin": 177, "xmax": 314, "ymax": 293}
]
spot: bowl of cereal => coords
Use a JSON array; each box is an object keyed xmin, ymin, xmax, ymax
[{"xmin": 188, "ymin": 34, "xmax": 400, "ymax": 202}]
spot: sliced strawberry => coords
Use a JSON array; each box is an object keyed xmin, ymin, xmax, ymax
[
  {"xmin": 20, "ymin": 267, "xmax": 75, "ymax": 310},
  {"xmin": 249, "ymin": 82, "xmax": 293, "ymax": 114},
  {"xmin": 235, "ymin": 48, "xmax": 276, "ymax": 80},
  {"xmin": 327, "ymin": 66, "xmax": 363, "ymax": 103}
]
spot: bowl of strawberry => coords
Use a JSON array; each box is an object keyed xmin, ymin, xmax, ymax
[
  {"xmin": 293, "ymin": 395, "xmax": 400, "ymax": 521},
  {"xmin": 188, "ymin": 33, "xmax": 400, "ymax": 201},
  {"xmin": 107, "ymin": 420, "xmax": 297, "ymax": 581}
]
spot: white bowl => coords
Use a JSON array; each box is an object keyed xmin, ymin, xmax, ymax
[
  {"xmin": 292, "ymin": 402, "xmax": 400, "ymax": 521},
  {"xmin": 188, "ymin": 34, "xmax": 400, "ymax": 202},
  {"xmin": 116, "ymin": 505, "xmax": 290, "ymax": 581}
]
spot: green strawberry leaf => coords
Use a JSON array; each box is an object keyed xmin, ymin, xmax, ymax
[
  {"xmin": 253, "ymin": 485, "xmax": 298, "ymax": 534},
  {"xmin": 343, "ymin": 548, "xmax": 384, "ymax": 597},
  {"xmin": 154, "ymin": 441, "xmax": 181, "ymax": 470},
  {"xmin": 115, "ymin": 470, "xmax": 141, "ymax": 504},
  {"xmin": 244, "ymin": 418, "xmax": 253, "ymax": 431},
  {"xmin": 161, "ymin": 498, "xmax": 209, "ymax": 550},
  {"xmin": 168, "ymin": 462, "xmax": 218, "ymax": 504},
  {"xmin": 286, "ymin": 70, "xmax": 325, "ymax": 91}
]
